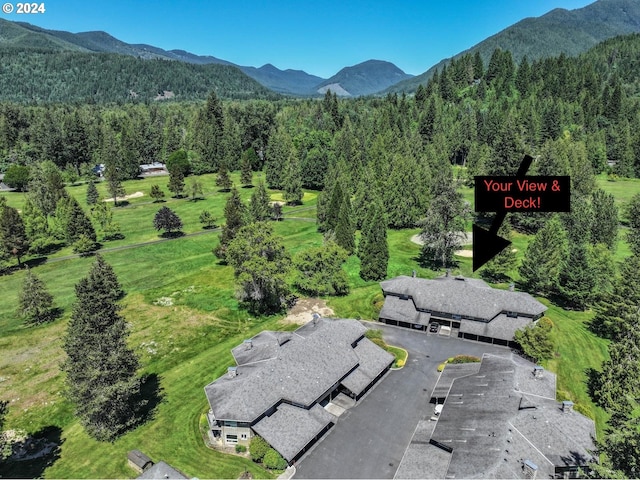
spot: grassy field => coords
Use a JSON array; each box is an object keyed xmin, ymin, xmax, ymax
[{"xmin": 0, "ymin": 171, "xmax": 637, "ymax": 477}]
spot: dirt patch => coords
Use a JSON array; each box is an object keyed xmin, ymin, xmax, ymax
[
  {"xmin": 281, "ymin": 298, "xmax": 335, "ymax": 325},
  {"xmin": 103, "ymin": 191, "xmax": 144, "ymax": 202},
  {"xmin": 410, "ymin": 232, "xmax": 472, "ymax": 246}
]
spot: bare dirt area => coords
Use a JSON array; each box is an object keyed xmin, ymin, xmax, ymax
[
  {"xmin": 280, "ymin": 298, "xmax": 335, "ymax": 325},
  {"xmin": 103, "ymin": 191, "xmax": 144, "ymax": 202},
  {"xmin": 410, "ymin": 233, "xmax": 473, "ymax": 258}
]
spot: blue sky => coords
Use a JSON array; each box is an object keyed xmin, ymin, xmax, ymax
[{"xmin": 5, "ymin": 0, "xmax": 595, "ymax": 78}]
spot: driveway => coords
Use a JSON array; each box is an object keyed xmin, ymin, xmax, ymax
[{"xmin": 293, "ymin": 323, "xmax": 506, "ymax": 479}]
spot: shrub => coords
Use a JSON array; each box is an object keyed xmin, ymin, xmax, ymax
[
  {"xmin": 449, "ymin": 355, "xmax": 481, "ymax": 364},
  {"xmin": 365, "ymin": 329, "xmax": 383, "ymax": 340},
  {"xmin": 437, "ymin": 363, "xmax": 446, "ymax": 372},
  {"xmin": 249, "ymin": 435, "xmax": 269, "ymax": 462},
  {"xmin": 263, "ymin": 448, "xmax": 287, "ymax": 470},
  {"xmin": 235, "ymin": 444, "xmax": 247, "ymax": 453}
]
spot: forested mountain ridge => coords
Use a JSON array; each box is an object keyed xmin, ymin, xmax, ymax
[
  {"xmin": 0, "ymin": 18, "xmax": 405, "ymax": 97},
  {"xmin": 0, "ymin": 48, "xmax": 279, "ymax": 102},
  {"xmin": 387, "ymin": 0, "xmax": 640, "ymax": 94},
  {"xmin": 315, "ymin": 60, "xmax": 414, "ymax": 97}
]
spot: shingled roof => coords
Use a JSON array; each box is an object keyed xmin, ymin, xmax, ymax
[
  {"xmin": 396, "ymin": 354, "xmax": 596, "ymax": 479},
  {"xmin": 204, "ymin": 318, "xmax": 393, "ymax": 423},
  {"xmin": 380, "ymin": 275, "xmax": 546, "ymax": 320}
]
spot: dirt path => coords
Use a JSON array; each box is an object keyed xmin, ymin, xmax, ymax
[{"xmin": 281, "ymin": 298, "xmax": 335, "ymax": 325}]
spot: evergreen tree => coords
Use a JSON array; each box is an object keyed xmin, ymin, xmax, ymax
[
  {"xmin": 249, "ymin": 182, "xmax": 271, "ymax": 222},
  {"xmin": 591, "ymin": 189, "xmax": 618, "ymax": 249},
  {"xmin": 590, "ymin": 254, "xmax": 640, "ymax": 340},
  {"xmin": 626, "ymin": 193, "xmax": 640, "ymax": 256},
  {"xmin": 324, "ymin": 180, "xmax": 344, "ymax": 233},
  {"xmin": 18, "ymin": 269, "xmax": 56, "ymax": 325},
  {"xmin": 518, "ymin": 215, "xmax": 568, "ymax": 295},
  {"xmin": 514, "ymin": 317, "xmax": 555, "ymax": 363},
  {"xmin": 334, "ymin": 193, "xmax": 355, "ymax": 254},
  {"xmin": 562, "ymin": 193, "xmax": 593, "ymax": 246},
  {"xmin": 149, "ymin": 184, "xmax": 165, "ymax": 202},
  {"xmin": 0, "ymin": 205, "xmax": 30, "ymax": 266},
  {"xmin": 358, "ymin": 199, "xmax": 389, "ymax": 281},
  {"xmin": 215, "ymin": 164, "xmax": 232, "ymax": 191},
  {"xmin": 28, "ymin": 160, "xmax": 67, "ymax": 217},
  {"xmin": 240, "ymin": 148, "xmax": 256, "ymax": 186},
  {"xmin": 480, "ymin": 221, "xmax": 517, "ymax": 282},
  {"xmin": 62, "ymin": 256, "xmax": 141, "ymax": 441},
  {"xmin": 104, "ymin": 163, "xmax": 126, "ymax": 206},
  {"xmin": 282, "ymin": 149, "xmax": 303, "ymax": 205},
  {"xmin": 557, "ymin": 241, "xmax": 597, "ymax": 310},
  {"xmin": 167, "ymin": 168, "xmax": 185, "ymax": 198},
  {"xmin": 56, "ymin": 196, "xmax": 97, "ymax": 246},
  {"xmin": 264, "ymin": 128, "xmax": 292, "ymax": 189},
  {"xmin": 199, "ymin": 210, "xmax": 216, "ymax": 229},
  {"xmin": 214, "ymin": 186, "xmax": 246, "ymax": 261},
  {"xmin": 86, "ymin": 179, "xmax": 99, "ymax": 206},
  {"xmin": 293, "ymin": 242, "xmax": 349, "ymax": 296},
  {"xmin": 153, "ymin": 206, "xmax": 183, "ymax": 235}
]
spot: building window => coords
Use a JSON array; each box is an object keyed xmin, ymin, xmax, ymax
[
  {"xmin": 241, "ymin": 433, "xmax": 247, "ymax": 439},
  {"xmin": 506, "ymin": 311, "xmax": 518, "ymax": 318},
  {"xmin": 226, "ymin": 434, "xmax": 238, "ymax": 444}
]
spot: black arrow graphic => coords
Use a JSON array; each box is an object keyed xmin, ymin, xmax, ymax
[{"xmin": 472, "ymin": 154, "xmax": 534, "ymax": 272}]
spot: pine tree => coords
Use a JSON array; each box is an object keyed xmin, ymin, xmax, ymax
[
  {"xmin": 149, "ymin": 184, "xmax": 165, "ymax": 203},
  {"xmin": 56, "ymin": 196, "xmax": 97, "ymax": 246},
  {"xmin": 334, "ymin": 193, "xmax": 355, "ymax": 254},
  {"xmin": 18, "ymin": 269, "xmax": 56, "ymax": 325},
  {"xmin": 199, "ymin": 210, "xmax": 216, "ymax": 229},
  {"xmin": 590, "ymin": 254, "xmax": 640, "ymax": 340},
  {"xmin": 557, "ymin": 242, "xmax": 597, "ymax": 310},
  {"xmin": 62, "ymin": 256, "xmax": 141, "ymax": 441},
  {"xmin": 104, "ymin": 163, "xmax": 126, "ymax": 207},
  {"xmin": 0, "ymin": 205, "xmax": 30, "ymax": 266},
  {"xmin": 167, "ymin": 168, "xmax": 185, "ymax": 198},
  {"xmin": 358, "ymin": 199, "xmax": 389, "ymax": 281},
  {"xmin": 626, "ymin": 194, "xmax": 640, "ymax": 256},
  {"xmin": 324, "ymin": 180, "xmax": 344, "ymax": 233},
  {"xmin": 215, "ymin": 164, "xmax": 232, "ymax": 192},
  {"xmin": 282, "ymin": 149, "xmax": 303, "ymax": 205},
  {"xmin": 240, "ymin": 148, "xmax": 256, "ymax": 187},
  {"xmin": 591, "ymin": 189, "xmax": 618, "ymax": 249},
  {"xmin": 86, "ymin": 179, "xmax": 99, "ymax": 206},
  {"xmin": 249, "ymin": 182, "xmax": 271, "ymax": 222},
  {"xmin": 480, "ymin": 221, "xmax": 517, "ymax": 282},
  {"xmin": 214, "ymin": 186, "xmax": 246, "ymax": 261},
  {"xmin": 264, "ymin": 128, "xmax": 292, "ymax": 190},
  {"xmin": 518, "ymin": 215, "xmax": 568, "ymax": 295}
]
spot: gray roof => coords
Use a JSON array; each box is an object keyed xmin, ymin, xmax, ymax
[
  {"xmin": 430, "ymin": 362, "xmax": 481, "ymax": 400},
  {"xmin": 380, "ymin": 275, "xmax": 547, "ymax": 320},
  {"xmin": 128, "ymin": 449, "xmax": 152, "ymax": 468},
  {"xmin": 426, "ymin": 354, "xmax": 596, "ymax": 479},
  {"xmin": 205, "ymin": 318, "xmax": 388, "ymax": 423},
  {"xmin": 231, "ymin": 330, "xmax": 293, "ymax": 366},
  {"xmin": 253, "ymin": 403, "xmax": 336, "ymax": 461},
  {"xmin": 341, "ymin": 338, "xmax": 394, "ymax": 395},
  {"xmin": 136, "ymin": 461, "xmax": 188, "ymax": 479},
  {"xmin": 459, "ymin": 313, "xmax": 534, "ymax": 342},
  {"xmin": 379, "ymin": 295, "xmax": 431, "ymax": 325}
]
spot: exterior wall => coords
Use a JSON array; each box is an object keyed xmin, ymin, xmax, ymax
[{"xmin": 222, "ymin": 425, "xmax": 252, "ymax": 446}]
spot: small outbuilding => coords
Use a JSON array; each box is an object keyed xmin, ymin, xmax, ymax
[{"xmin": 127, "ymin": 450, "xmax": 153, "ymax": 474}]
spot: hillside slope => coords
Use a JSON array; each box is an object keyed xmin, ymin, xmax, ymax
[{"xmin": 387, "ymin": 0, "xmax": 640, "ymax": 93}]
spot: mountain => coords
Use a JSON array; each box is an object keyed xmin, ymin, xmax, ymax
[
  {"xmin": 314, "ymin": 60, "xmax": 413, "ymax": 97},
  {"xmin": 0, "ymin": 18, "xmax": 323, "ymax": 96},
  {"xmin": 238, "ymin": 64, "xmax": 325, "ymax": 96},
  {"xmin": 387, "ymin": 0, "xmax": 640, "ymax": 94}
]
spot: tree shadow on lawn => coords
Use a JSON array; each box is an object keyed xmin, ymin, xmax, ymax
[
  {"xmin": 0, "ymin": 425, "xmax": 64, "ymax": 478},
  {"xmin": 132, "ymin": 373, "xmax": 165, "ymax": 429},
  {"xmin": 159, "ymin": 231, "xmax": 185, "ymax": 239}
]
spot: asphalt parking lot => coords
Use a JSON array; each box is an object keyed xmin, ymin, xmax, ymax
[{"xmin": 293, "ymin": 323, "xmax": 507, "ymax": 479}]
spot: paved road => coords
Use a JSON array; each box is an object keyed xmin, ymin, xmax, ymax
[{"xmin": 294, "ymin": 324, "xmax": 507, "ymax": 479}]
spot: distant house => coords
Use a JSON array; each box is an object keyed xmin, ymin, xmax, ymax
[
  {"xmin": 139, "ymin": 162, "xmax": 168, "ymax": 176},
  {"xmin": 379, "ymin": 275, "xmax": 547, "ymax": 347},
  {"xmin": 203, "ymin": 318, "xmax": 394, "ymax": 465},
  {"xmin": 92, "ymin": 164, "xmax": 105, "ymax": 177},
  {"xmin": 396, "ymin": 354, "xmax": 596, "ymax": 479}
]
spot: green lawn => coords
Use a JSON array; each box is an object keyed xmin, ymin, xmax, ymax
[{"xmin": 0, "ymin": 171, "xmax": 637, "ymax": 477}]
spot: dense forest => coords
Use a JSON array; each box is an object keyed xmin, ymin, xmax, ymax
[{"xmin": 1, "ymin": 33, "xmax": 640, "ymax": 477}]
